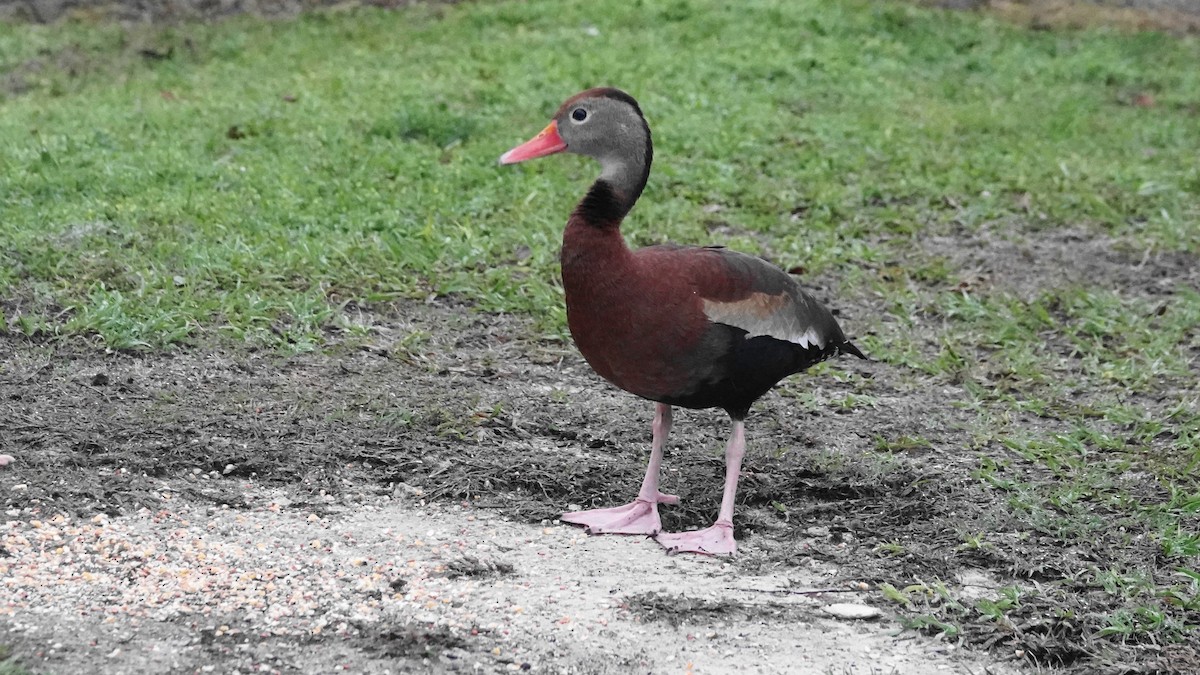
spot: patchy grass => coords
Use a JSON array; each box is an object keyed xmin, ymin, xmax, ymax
[
  {"xmin": 920, "ymin": 0, "xmax": 1200, "ymax": 35},
  {"xmin": 623, "ymin": 591, "xmax": 767, "ymax": 627},
  {"xmin": 0, "ymin": 646, "xmax": 30, "ymax": 675},
  {"xmin": 368, "ymin": 623, "xmax": 474, "ymax": 659},
  {"xmin": 0, "ymin": 0, "xmax": 1197, "ymax": 350},
  {"xmin": 1, "ymin": 1, "xmax": 1199, "ymax": 673},
  {"xmin": 441, "ymin": 556, "xmax": 516, "ymax": 579},
  {"xmin": 864, "ymin": 275, "xmax": 1200, "ymax": 669}
]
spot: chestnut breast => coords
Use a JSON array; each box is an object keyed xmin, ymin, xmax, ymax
[{"xmin": 561, "ymin": 230, "xmax": 736, "ymax": 401}]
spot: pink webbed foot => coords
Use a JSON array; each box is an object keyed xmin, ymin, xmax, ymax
[
  {"xmin": 654, "ymin": 521, "xmax": 736, "ymax": 556},
  {"xmin": 0, "ymin": 454, "xmax": 13, "ymax": 468},
  {"xmin": 561, "ymin": 492, "xmax": 679, "ymax": 535}
]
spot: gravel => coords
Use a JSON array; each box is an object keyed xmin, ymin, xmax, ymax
[{"xmin": 2, "ymin": 482, "xmax": 1025, "ymax": 674}]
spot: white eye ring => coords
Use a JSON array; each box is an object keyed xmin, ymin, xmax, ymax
[{"xmin": 570, "ymin": 107, "xmax": 588, "ymax": 124}]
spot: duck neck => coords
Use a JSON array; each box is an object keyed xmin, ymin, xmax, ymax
[
  {"xmin": 571, "ymin": 124, "xmax": 653, "ymax": 228},
  {"xmin": 562, "ymin": 169, "xmax": 644, "ymax": 272},
  {"xmin": 561, "ymin": 122, "xmax": 652, "ymax": 274}
]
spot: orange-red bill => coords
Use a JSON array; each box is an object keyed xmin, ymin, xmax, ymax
[{"xmin": 498, "ymin": 121, "xmax": 567, "ymax": 164}]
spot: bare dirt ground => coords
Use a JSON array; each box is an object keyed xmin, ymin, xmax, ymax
[
  {"xmin": 2, "ymin": 296, "xmax": 1029, "ymax": 675},
  {"xmin": 3, "ymin": 217, "xmax": 1198, "ymax": 674},
  {"xmin": 0, "ymin": 488, "xmax": 1023, "ymax": 674}
]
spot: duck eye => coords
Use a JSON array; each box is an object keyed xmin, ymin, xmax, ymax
[{"xmin": 570, "ymin": 108, "xmax": 588, "ymax": 122}]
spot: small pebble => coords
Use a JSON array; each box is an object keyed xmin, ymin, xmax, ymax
[{"xmin": 821, "ymin": 603, "xmax": 882, "ymax": 620}]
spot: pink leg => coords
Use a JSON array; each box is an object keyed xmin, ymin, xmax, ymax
[
  {"xmin": 561, "ymin": 403, "xmax": 679, "ymax": 535},
  {"xmin": 655, "ymin": 419, "xmax": 744, "ymax": 556},
  {"xmin": 0, "ymin": 454, "xmax": 13, "ymax": 468}
]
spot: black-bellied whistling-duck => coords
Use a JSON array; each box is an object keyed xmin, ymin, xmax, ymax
[{"xmin": 500, "ymin": 88, "xmax": 865, "ymax": 555}]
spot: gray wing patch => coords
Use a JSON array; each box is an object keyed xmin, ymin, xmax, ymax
[{"xmin": 701, "ymin": 292, "xmax": 827, "ymax": 349}]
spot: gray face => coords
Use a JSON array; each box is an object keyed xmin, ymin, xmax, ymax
[
  {"xmin": 552, "ymin": 95, "xmax": 650, "ymax": 199},
  {"xmin": 554, "ymin": 96, "xmax": 645, "ymax": 165}
]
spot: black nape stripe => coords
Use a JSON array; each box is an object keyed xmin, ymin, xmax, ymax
[{"xmin": 593, "ymin": 87, "xmax": 645, "ymax": 119}]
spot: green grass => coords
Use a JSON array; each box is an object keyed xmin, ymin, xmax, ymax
[
  {"xmin": 0, "ymin": 0, "xmax": 1196, "ymax": 349},
  {"xmin": 1, "ymin": 0, "xmax": 1199, "ymax": 671},
  {"xmin": 0, "ymin": 645, "xmax": 29, "ymax": 675}
]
